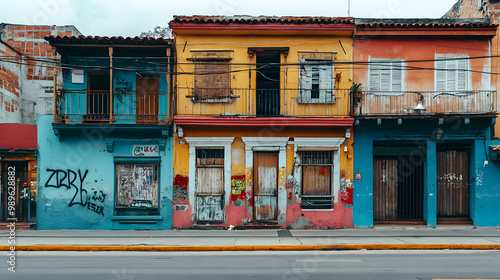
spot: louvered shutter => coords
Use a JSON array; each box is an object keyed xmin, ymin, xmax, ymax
[
  {"xmin": 436, "ymin": 59, "xmax": 447, "ymax": 91},
  {"xmin": 369, "ymin": 62, "xmax": 381, "ymax": 91},
  {"xmin": 319, "ymin": 64, "xmax": 333, "ymax": 102},
  {"xmin": 299, "ymin": 59, "xmax": 313, "ymax": 101},
  {"xmin": 457, "ymin": 59, "xmax": 468, "ymax": 90},
  {"xmin": 392, "ymin": 61, "xmax": 402, "ymax": 91}
]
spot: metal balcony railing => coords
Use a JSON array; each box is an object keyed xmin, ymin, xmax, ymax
[
  {"xmin": 176, "ymin": 88, "xmax": 351, "ymax": 117},
  {"xmin": 55, "ymin": 90, "xmax": 169, "ymax": 124},
  {"xmin": 355, "ymin": 90, "xmax": 497, "ymax": 117}
]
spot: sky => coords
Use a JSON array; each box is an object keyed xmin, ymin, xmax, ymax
[{"xmin": 2, "ymin": 0, "xmax": 459, "ymax": 37}]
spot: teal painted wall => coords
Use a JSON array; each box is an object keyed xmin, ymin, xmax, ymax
[
  {"xmin": 37, "ymin": 115, "xmax": 173, "ymax": 229},
  {"xmin": 353, "ymin": 118, "xmax": 500, "ymax": 227}
]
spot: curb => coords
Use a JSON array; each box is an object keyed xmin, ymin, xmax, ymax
[{"xmin": 1, "ymin": 244, "xmax": 500, "ymax": 251}]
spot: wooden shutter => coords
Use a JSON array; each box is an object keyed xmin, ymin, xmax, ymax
[
  {"xmin": 446, "ymin": 60, "xmax": 457, "ymax": 90},
  {"xmin": 319, "ymin": 64, "xmax": 333, "ymax": 102},
  {"xmin": 194, "ymin": 60, "xmax": 230, "ymax": 100},
  {"xmin": 299, "ymin": 59, "xmax": 313, "ymax": 101}
]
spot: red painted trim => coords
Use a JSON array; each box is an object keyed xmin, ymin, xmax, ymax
[
  {"xmin": 0, "ymin": 124, "xmax": 37, "ymax": 150},
  {"xmin": 169, "ymin": 23, "xmax": 355, "ymax": 32},
  {"xmin": 174, "ymin": 116, "xmax": 354, "ymax": 127}
]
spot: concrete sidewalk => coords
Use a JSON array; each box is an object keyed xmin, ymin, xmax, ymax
[{"xmin": 1, "ymin": 227, "xmax": 500, "ymax": 251}]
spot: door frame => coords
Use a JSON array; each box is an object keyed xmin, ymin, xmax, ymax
[
  {"xmin": 185, "ymin": 137, "xmax": 234, "ymax": 224},
  {"xmin": 242, "ymin": 137, "xmax": 288, "ymax": 224}
]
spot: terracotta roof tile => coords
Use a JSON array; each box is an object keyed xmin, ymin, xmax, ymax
[
  {"xmin": 45, "ymin": 35, "xmax": 172, "ymax": 45},
  {"xmin": 171, "ymin": 16, "xmax": 354, "ymax": 25},
  {"xmin": 355, "ymin": 18, "xmax": 497, "ymax": 29}
]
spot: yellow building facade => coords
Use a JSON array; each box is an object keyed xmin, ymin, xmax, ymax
[{"xmin": 169, "ymin": 16, "xmax": 355, "ymax": 229}]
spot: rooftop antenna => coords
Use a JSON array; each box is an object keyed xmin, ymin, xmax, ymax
[{"xmin": 348, "ymin": 0, "xmax": 351, "ymax": 17}]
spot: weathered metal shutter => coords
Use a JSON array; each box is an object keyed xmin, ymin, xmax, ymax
[
  {"xmin": 195, "ymin": 148, "xmax": 225, "ymax": 223},
  {"xmin": 253, "ymin": 152, "xmax": 278, "ymax": 221},
  {"xmin": 437, "ymin": 144, "xmax": 470, "ymax": 218}
]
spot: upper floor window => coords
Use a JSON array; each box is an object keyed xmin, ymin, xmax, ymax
[
  {"xmin": 435, "ymin": 55, "xmax": 469, "ymax": 91},
  {"xmin": 368, "ymin": 59, "xmax": 404, "ymax": 92},
  {"xmin": 191, "ymin": 50, "xmax": 233, "ymax": 102},
  {"xmin": 298, "ymin": 51, "xmax": 335, "ymax": 103}
]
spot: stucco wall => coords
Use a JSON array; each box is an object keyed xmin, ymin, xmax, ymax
[{"xmin": 37, "ymin": 115, "xmax": 173, "ymax": 229}]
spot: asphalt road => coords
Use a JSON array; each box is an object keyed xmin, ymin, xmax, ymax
[{"xmin": 4, "ymin": 250, "xmax": 500, "ymax": 280}]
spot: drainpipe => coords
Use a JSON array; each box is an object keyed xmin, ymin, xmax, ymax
[
  {"xmin": 109, "ymin": 47, "xmax": 114, "ymax": 123},
  {"xmin": 166, "ymin": 47, "xmax": 172, "ymax": 125},
  {"xmin": 52, "ymin": 48, "xmax": 58, "ymax": 123}
]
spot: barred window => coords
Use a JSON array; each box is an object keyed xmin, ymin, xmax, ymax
[{"xmin": 300, "ymin": 151, "xmax": 334, "ymax": 209}]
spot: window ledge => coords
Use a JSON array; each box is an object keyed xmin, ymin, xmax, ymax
[
  {"xmin": 111, "ymin": 216, "xmax": 163, "ymax": 221},
  {"xmin": 297, "ymin": 98, "xmax": 336, "ymax": 104},
  {"xmin": 300, "ymin": 208, "xmax": 334, "ymax": 212}
]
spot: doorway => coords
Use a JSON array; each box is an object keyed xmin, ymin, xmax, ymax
[
  {"xmin": 136, "ymin": 75, "xmax": 160, "ymax": 124},
  {"xmin": 437, "ymin": 142, "xmax": 471, "ymax": 222},
  {"xmin": 253, "ymin": 151, "xmax": 279, "ymax": 221},
  {"xmin": 256, "ymin": 51, "xmax": 281, "ymax": 116},
  {"xmin": 86, "ymin": 72, "xmax": 110, "ymax": 122},
  {"xmin": 1, "ymin": 161, "xmax": 29, "ymax": 223},
  {"xmin": 373, "ymin": 142, "xmax": 425, "ymax": 223}
]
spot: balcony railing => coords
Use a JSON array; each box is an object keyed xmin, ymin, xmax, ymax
[
  {"xmin": 176, "ymin": 88, "xmax": 351, "ymax": 117},
  {"xmin": 55, "ymin": 90, "xmax": 169, "ymax": 124},
  {"xmin": 355, "ymin": 90, "xmax": 497, "ymax": 117}
]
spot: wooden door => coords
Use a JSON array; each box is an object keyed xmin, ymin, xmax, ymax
[
  {"xmin": 136, "ymin": 75, "xmax": 159, "ymax": 124},
  {"xmin": 1, "ymin": 161, "xmax": 29, "ymax": 222},
  {"xmin": 437, "ymin": 148, "xmax": 470, "ymax": 218},
  {"xmin": 253, "ymin": 152, "xmax": 279, "ymax": 221},
  {"xmin": 373, "ymin": 158, "xmax": 398, "ymax": 221},
  {"xmin": 195, "ymin": 148, "xmax": 225, "ymax": 223}
]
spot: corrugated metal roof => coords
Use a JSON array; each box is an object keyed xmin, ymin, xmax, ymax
[
  {"xmin": 0, "ymin": 124, "xmax": 37, "ymax": 150},
  {"xmin": 171, "ymin": 16, "xmax": 355, "ymax": 25},
  {"xmin": 45, "ymin": 35, "xmax": 172, "ymax": 45}
]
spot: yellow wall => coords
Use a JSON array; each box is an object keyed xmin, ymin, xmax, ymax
[{"xmin": 175, "ymin": 34, "xmax": 354, "ymax": 117}]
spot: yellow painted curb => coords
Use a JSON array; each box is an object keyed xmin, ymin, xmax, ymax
[{"xmin": 1, "ymin": 244, "xmax": 500, "ymax": 251}]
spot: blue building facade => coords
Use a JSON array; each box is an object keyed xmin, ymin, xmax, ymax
[
  {"xmin": 352, "ymin": 19, "xmax": 500, "ymax": 228},
  {"xmin": 37, "ymin": 36, "xmax": 174, "ymax": 229}
]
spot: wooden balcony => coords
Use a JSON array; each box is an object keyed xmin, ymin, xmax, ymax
[
  {"xmin": 176, "ymin": 88, "xmax": 351, "ymax": 117},
  {"xmin": 54, "ymin": 90, "xmax": 170, "ymax": 125},
  {"xmin": 355, "ymin": 90, "xmax": 497, "ymax": 117}
]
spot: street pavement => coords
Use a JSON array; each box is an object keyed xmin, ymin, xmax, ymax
[{"xmin": 1, "ymin": 227, "xmax": 500, "ymax": 251}]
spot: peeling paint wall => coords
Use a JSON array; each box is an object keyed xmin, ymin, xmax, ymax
[
  {"xmin": 172, "ymin": 126, "xmax": 354, "ymax": 229},
  {"xmin": 0, "ymin": 24, "xmax": 82, "ymax": 124},
  {"xmin": 37, "ymin": 115, "xmax": 173, "ymax": 229}
]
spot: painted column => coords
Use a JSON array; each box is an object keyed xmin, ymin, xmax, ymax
[
  {"xmin": 426, "ymin": 140, "xmax": 437, "ymax": 227},
  {"xmin": 353, "ymin": 133, "xmax": 373, "ymax": 227}
]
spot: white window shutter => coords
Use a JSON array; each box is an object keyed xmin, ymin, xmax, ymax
[
  {"xmin": 369, "ymin": 62, "xmax": 380, "ymax": 91},
  {"xmin": 446, "ymin": 60, "xmax": 457, "ymax": 90},
  {"xmin": 436, "ymin": 59, "xmax": 447, "ymax": 91},
  {"xmin": 392, "ymin": 61, "xmax": 402, "ymax": 91},
  {"xmin": 457, "ymin": 59, "xmax": 468, "ymax": 90},
  {"xmin": 380, "ymin": 65, "xmax": 391, "ymax": 92},
  {"xmin": 299, "ymin": 59, "xmax": 312, "ymax": 101},
  {"xmin": 319, "ymin": 64, "xmax": 333, "ymax": 102}
]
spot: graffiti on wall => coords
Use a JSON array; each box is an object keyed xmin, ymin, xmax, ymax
[
  {"xmin": 230, "ymin": 175, "xmax": 246, "ymax": 206},
  {"xmin": 286, "ymin": 175, "xmax": 300, "ymax": 204},
  {"xmin": 340, "ymin": 174, "xmax": 353, "ymax": 208},
  {"xmin": 245, "ymin": 167, "xmax": 253, "ymax": 206},
  {"xmin": 45, "ymin": 169, "xmax": 106, "ymax": 216},
  {"xmin": 173, "ymin": 174, "xmax": 189, "ymax": 203}
]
